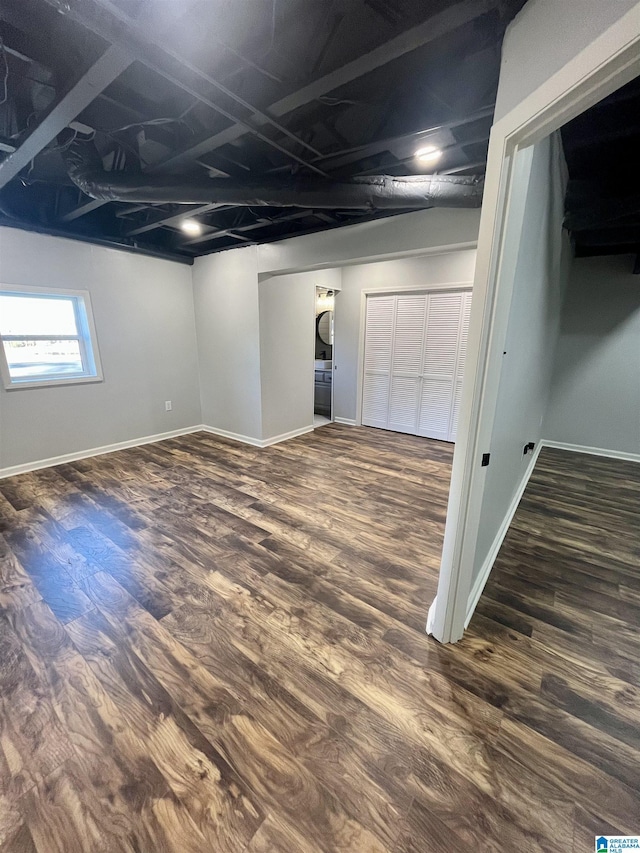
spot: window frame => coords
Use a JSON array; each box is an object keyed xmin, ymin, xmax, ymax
[{"xmin": 0, "ymin": 284, "xmax": 104, "ymax": 391}]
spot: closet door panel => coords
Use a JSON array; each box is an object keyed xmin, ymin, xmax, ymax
[
  {"xmin": 389, "ymin": 375, "xmax": 421, "ymax": 433},
  {"xmin": 455, "ymin": 292, "xmax": 473, "ymax": 370},
  {"xmin": 392, "ymin": 295, "xmax": 427, "ymax": 375},
  {"xmin": 386, "ymin": 294, "xmax": 426, "ymax": 433},
  {"xmin": 418, "ymin": 379, "xmax": 453, "ymax": 440},
  {"xmin": 422, "ymin": 292, "xmax": 463, "ymax": 377},
  {"xmin": 363, "ymin": 296, "xmax": 394, "ymax": 371},
  {"xmin": 418, "ymin": 292, "xmax": 463, "ymax": 440},
  {"xmin": 362, "ymin": 289, "xmax": 471, "ymax": 441},
  {"xmin": 362, "ymin": 296, "xmax": 394, "ymax": 429},
  {"xmin": 362, "ymin": 373, "xmax": 391, "ymax": 428}
]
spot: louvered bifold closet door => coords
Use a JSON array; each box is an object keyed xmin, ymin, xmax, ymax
[
  {"xmin": 388, "ymin": 294, "xmax": 427, "ymax": 433},
  {"xmin": 362, "ymin": 296, "xmax": 395, "ymax": 429},
  {"xmin": 449, "ymin": 291, "xmax": 473, "ymax": 441},
  {"xmin": 418, "ymin": 292, "xmax": 464, "ymax": 441}
]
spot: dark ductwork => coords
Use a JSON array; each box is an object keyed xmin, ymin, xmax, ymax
[{"xmin": 63, "ymin": 141, "xmax": 484, "ymax": 210}]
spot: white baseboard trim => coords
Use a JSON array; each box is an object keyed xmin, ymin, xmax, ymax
[
  {"xmin": 334, "ymin": 417, "xmax": 357, "ymax": 426},
  {"xmin": 262, "ymin": 425, "xmax": 314, "ymax": 447},
  {"xmin": 464, "ymin": 442, "xmax": 542, "ymax": 629},
  {"xmin": 199, "ymin": 425, "xmax": 264, "ymax": 447},
  {"xmin": 0, "ymin": 425, "xmax": 204, "ymax": 480},
  {"xmin": 426, "ymin": 597, "xmax": 437, "ymax": 636},
  {"xmin": 200, "ymin": 423, "xmax": 314, "ymax": 449},
  {"xmin": 541, "ymin": 440, "xmax": 640, "ymax": 465},
  {"xmin": 0, "ymin": 422, "xmax": 320, "ymax": 479}
]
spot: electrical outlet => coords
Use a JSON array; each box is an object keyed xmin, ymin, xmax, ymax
[{"xmin": 165, "ymin": 401, "xmax": 172, "ymax": 412}]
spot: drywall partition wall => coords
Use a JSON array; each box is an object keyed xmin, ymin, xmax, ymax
[
  {"xmin": 193, "ymin": 249, "xmax": 340, "ymax": 445},
  {"xmin": 495, "ymin": 0, "xmax": 639, "ymax": 121},
  {"xmin": 430, "ymin": 1, "xmax": 640, "ymax": 643},
  {"xmin": 257, "ymin": 208, "xmax": 481, "ymax": 275},
  {"xmin": 335, "ymin": 250, "xmax": 476, "ymax": 424},
  {"xmin": 259, "ymin": 270, "xmax": 320, "ymax": 441},
  {"xmin": 0, "ymin": 227, "xmax": 201, "ymax": 474},
  {"xmin": 470, "ymin": 134, "xmax": 569, "ymax": 597},
  {"xmin": 543, "ymin": 254, "xmax": 640, "ymax": 457},
  {"xmin": 192, "ymin": 245, "xmax": 263, "ymax": 443}
]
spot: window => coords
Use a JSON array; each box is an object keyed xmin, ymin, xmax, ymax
[{"xmin": 0, "ymin": 286, "xmax": 103, "ymax": 390}]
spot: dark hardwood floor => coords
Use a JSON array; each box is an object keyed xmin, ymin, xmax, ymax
[{"xmin": 0, "ymin": 427, "xmax": 638, "ymax": 852}]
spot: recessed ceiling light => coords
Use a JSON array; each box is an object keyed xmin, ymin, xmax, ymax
[
  {"xmin": 181, "ymin": 219, "xmax": 202, "ymax": 236},
  {"xmin": 415, "ymin": 145, "xmax": 442, "ymax": 164}
]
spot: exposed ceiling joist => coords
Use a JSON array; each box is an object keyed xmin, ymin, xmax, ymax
[
  {"xmin": 356, "ymin": 131, "xmax": 489, "ymax": 176},
  {"xmin": 125, "ymin": 203, "xmax": 229, "ymax": 237},
  {"xmin": 0, "ymin": 45, "xmax": 132, "ymax": 191},
  {"xmin": 42, "ymin": 0, "xmax": 327, "ymax": 177},
  {"xmin": 308, "ymin": 105, "xmax": 494, "ymax": 172},
  {"xmin": 1, "ymin": 0, "xmax": 517, "ymax": 259},
  {"xmin": 270, "ymin": 0, "xmax": 496, "ymax": 113},
  {"xmin": 183, "ymin": 227, "xmax": 252, "ymax": 246},
  {"xmin": 160, "ymin": 0, "xmax": 496, "ymax": 172},
  {"xmin": 442, "ymin": 160, "xmax": 487, "ymax": 174},
  {"xmin": 2, "ymin": 0, "xmax": 197, "ymax": 208},
  {"xmin": 57, "ymin": 0, "xmax": 497, "ymax": 223},
  {"xmin": 0, "ymin": 216, "xmax": 192, "ymax": 264},
  {"xmin": 93, "ymin": 0, "xmax": 322, "ymax": 157},
  {"xmin": 183, "ymin": 210, "xmax": 312, "ymax": 247},
  {"xmin": 61, "ymin": 196, "xmax": 109, "ymax": 223},
  {"xmin": 115, "ymin": 204, "xmax": 152, "ymax": 218}
]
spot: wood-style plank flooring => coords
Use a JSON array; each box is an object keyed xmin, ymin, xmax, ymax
[{"xmin": 0, "ymin": 426, "xmax": 639, "ymax": 852}]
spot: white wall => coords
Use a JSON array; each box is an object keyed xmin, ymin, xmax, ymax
[
  {"xmin": 335, "ymin": 251, "xmax": 476, "ymax": 423},
  {"xmin": 195, "ymin": 211, "xmax": 479, "ymax": 441},
  {"xmin": 193, "ymin": 248, "xmax": 342, "ymax": 443},
  {"xmin": 192, "ymin": 246, "xmax": 262, "ymax": 441},
  {"xmin": 259, "ymin": 270, "xmax": 319, "ymax": 440},
  {"xmin": 257, "ymin": 209, "xmax": 480, "ymax": 428},
  {"xmin": 0, "ymin": 208, "xmax": 481, "ymax": 465},
  {"xmin": 258, "ymin": 208, "xmax": 481, "ymax": 275},
  {"xmin": 495, "ymin": 0, "xmax": 639, "ymax": 120},
  {"xmin": 470, "ymin": 133, "xmax": 569, "ymax": 587},
  {"xmin": 0, "ymin": 228, "xmax": 200, "ymax": 472},
  {"xmin": 543, "ymin": 254, "xmax": 640, "ymax": 456}
]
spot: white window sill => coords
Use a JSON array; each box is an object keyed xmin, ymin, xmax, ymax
[{"xmin": 3, "ymin": 374, "xmax": 104, "ymax": 391}]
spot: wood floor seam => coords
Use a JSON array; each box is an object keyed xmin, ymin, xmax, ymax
[{"xmin": 0, "ymin": 429, "xmax": 638, "ymax": 852}]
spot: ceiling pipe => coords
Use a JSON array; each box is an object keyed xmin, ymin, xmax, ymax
[{"xmin": 63, "ymin": 141, "xmax": 484, "ymax": 211}]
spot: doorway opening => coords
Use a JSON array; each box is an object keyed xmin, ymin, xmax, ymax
[
  {"xmin": 314, "ymin": 287, "xmax": 335, "ymax": 428},
  {"xmin": 432, "ymin": 38, "xmax": 640, "ymax": 644}
]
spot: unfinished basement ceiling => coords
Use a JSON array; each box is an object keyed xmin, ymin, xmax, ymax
[
  {"xmin": 562, "ymin": 75, "xmax": 640, "ymax": 266},
  {"xmin": 0, "ymin": 0, "xmax": 526, "ymax": 263}
]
